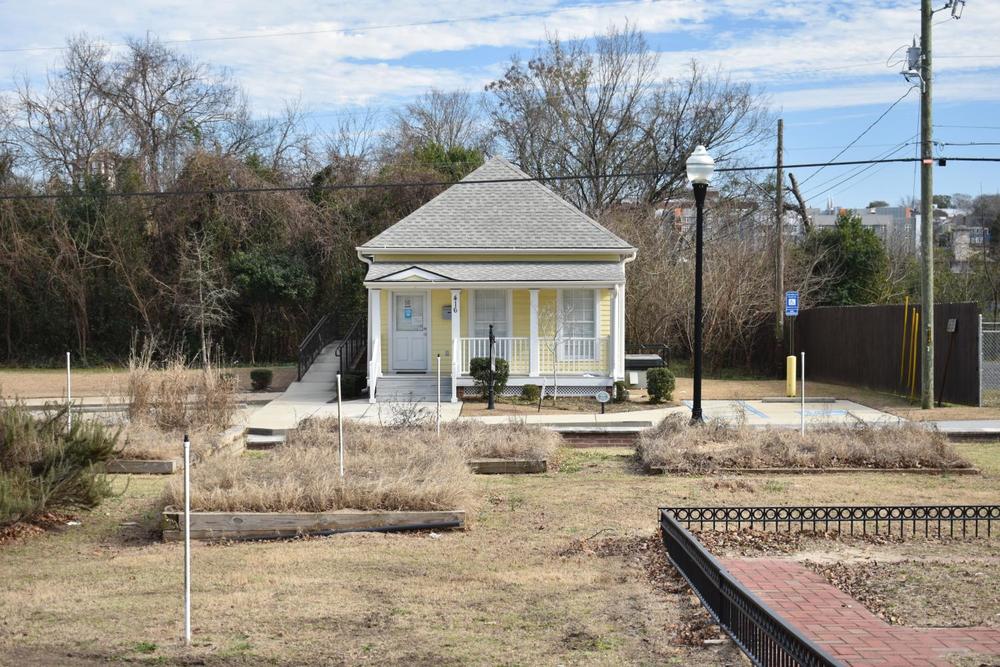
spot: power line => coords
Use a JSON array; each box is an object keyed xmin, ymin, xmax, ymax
[
  {"xmin": 804, "ymin": 142, "xmax": 915, "ymax": 204},
  {"xmin": 2, "ymin": 156, "xmax": 996, "ymax": 202},
  {"xmin": 801, "ymin": 137, "xmax": 917, "ymax": 197},
  {"xmin": 798, "ymin": 86, "xmax": 917, "ymax": 187}
]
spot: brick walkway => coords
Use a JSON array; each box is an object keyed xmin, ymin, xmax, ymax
[{"xmin": 719, "ymin": 558, "xmax": 1000, "ymax": 666}]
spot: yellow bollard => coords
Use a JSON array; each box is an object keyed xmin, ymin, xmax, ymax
[{"xmin": 785, "ymin": 355, "xmax": 797, "ymax": 397}]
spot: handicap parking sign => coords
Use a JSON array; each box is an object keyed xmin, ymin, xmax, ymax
[{"xmin": 785, "ymin": 291, "xmax": 799, "ymax": 317}]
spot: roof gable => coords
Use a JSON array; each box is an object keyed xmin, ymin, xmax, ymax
[{"xmin": 359, "ymin": 157, "xmax": 634, "ymax": 251}]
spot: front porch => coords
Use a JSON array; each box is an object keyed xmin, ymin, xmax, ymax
[{"xmin": 366, "ymin": 285, "xmax": 625, "ymax": 402}]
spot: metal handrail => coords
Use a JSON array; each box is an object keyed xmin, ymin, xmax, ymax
[
  {"xmin": 297, "ymin": 313, "xmax": 338, "ymax": 381},
  {"xmin": 334, "ymin": 314, "xmax": 367, "ymax": 377},
  {"xmin": 659, "ymin": 510, "xmax": 840, "ymax": 667}
]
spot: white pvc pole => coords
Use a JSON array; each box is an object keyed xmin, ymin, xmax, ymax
[
  {"xmin": 800, "ymin": 351, "xmax": 806, "ymax": 436},
  {"xmin": 66, "ymin": 352, "xmax": 72, "ymax": 430},
  {"xmin": 337, "ymin": 374, "xmax": 344, "ymax": 478},
  {"xmin": 182, "ymin": 434, "xmax": 191, "ymax": 646},
  {"xmin": 436, "ymin": 354, "xmax": 441, "ymax": 436}
]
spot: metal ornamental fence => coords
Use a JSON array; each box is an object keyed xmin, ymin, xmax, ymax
[
  {"xmin": 983, "ymin": 319, "xmax": 1000, "ymax": 406},
  {"xmin": 659, "ymin": 511, "xmax": 839, "ymax": 667},
  {"xmin": 662, "ymin": 505, "xmax": 999, "ymax": 538}
]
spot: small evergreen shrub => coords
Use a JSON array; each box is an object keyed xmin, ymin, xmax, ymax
[
  {"xmin": 0, "ymin": 405, "xmax": 118, "ymax": 528},
  {"xmin": 613, "ymin": 380, "xmax": 629, "ymax": 403},
  {"xmin": 646, "ymin": 367, "xmax": 675, "ymax": 404},
  {"xmin": 469, "ymin": 357, "xmax": 509, "ymax": 397},
  {"xmin": 250, "ymin": 368, "xmax": 273, "ymax": 391},
  {"xmin": 521, "ymin": 384, "xmax": 541, "ymax": 402}
]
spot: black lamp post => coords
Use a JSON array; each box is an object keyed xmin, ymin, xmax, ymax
[
  {"xmin": 487, "ymin": 323, "xmax": 496, "ymax": 410},
  {"xmin": 686, "ymin": 145, "xmax": 715, "ymax": 424}
]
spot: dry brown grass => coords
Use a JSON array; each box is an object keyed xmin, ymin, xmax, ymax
[
  {"xmin": 295, "ymin": 416, "xmax": 561, "ymax": 461},
  {"xmin": 126, "ymin": 352, "xmax": 237, "ymax": 431},
  {"xmin": 162, "ymin": 418, "xmax": 476, "ymax": 513},
  {"xmin": 636, "ymin": 415, "xmax": 971, "ymax": 472},
  {"xmin": 115, "ymin": 424, "xmax": 221, "ymax": 461}
]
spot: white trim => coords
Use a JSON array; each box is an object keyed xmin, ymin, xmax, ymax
[
  {"xmin": 529, "ymin": 289, "xmax": 540, "ymax": 377},
  {"xmin": 450, "ymin": 289, "xmax": 461, "ymax": 403},
  {"xmin": 365, "ymin": 280, "xmax": 621, "ymax": 289},
  {"xmin": 388, "ymin": 290, "xmax": 431, "ymax": 373},
  {"xmin": 469, "ymin": 288, "xmax": 512, "ymax": 338},
  {"xmin": 373, "ymin": 266, "xmax": 453, "ymax": 282},
  {"xmin": 455, "ymin": 375, "xmax": 612, "ymax": 387},
  {"xmin": 368, "ymin": 289, "xmax": 382, "ymax": 403},
  {"xmin": 556, "ymin": 288, "xmax": 599, "ymax": 361},
  {"xmin": 359, "ymin": 247, "xmax": 637, "ymax": 257}
]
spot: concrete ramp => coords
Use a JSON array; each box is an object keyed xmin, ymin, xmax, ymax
[{"xmin": 246, "ymin": 342, "xmax": 342, "ymax": 441}]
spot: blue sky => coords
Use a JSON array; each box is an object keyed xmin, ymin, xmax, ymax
[{"xmin": 1, "ymin": 0, "xmax": 998, "ymax": 207}]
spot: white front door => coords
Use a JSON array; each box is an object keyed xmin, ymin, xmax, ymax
[{"xmin": 392, "ymin": 293, "xmax": 428, "ymax": 371}]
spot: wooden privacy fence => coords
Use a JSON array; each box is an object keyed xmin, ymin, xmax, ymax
[{"xmin": 792, "ymin": 302, "xmax": 980, "ymax": 406}]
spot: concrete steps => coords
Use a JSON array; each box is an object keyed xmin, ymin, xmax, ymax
[{"xmin": 376, "ymin": 376, "xmax": 452, "ymax": 402}]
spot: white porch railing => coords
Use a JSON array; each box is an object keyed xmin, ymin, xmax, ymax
[
  {"xmin": 457, "ymin": 337, "xmax": 530, "ymax": 375},
  {"xmin": 539, "ymin": 337, "xmax": 609, "ymax": 375},
  {"xmin": 456, "ymin": 336, "xmax": 609, "ymax": 376}
]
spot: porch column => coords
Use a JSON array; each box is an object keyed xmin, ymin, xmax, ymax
[
  {"xmin": 529, "ymin": 289, "xmax": 540, "ymax": 377},
  {"xmin": 368, "ymin": 288, "xmax": 381, "ymax": 403},
  {"xmin": 611, "ymin": 284, "xmax": 624, "ymax": 381},
  {"xmin": 450, "ymin": 289, "xmax": 461, "ymax": 402}
]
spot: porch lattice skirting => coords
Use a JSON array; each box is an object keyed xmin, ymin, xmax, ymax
[{"xmin": 461, "ymin": 384, "xmax": 610, "ymax": 398}]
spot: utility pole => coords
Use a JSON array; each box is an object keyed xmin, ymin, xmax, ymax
[
  {"xmin": 920, "ymin": 0, "xmax": 934, "ymax": 409},
  {"xmin": 775, "ymin": 118, "xmax": 785, "ymax": 347}
]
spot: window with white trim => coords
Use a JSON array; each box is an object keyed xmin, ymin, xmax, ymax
[
  {"xmin": 473, "ymin": 289, "xmax": 509, "ymax": 337},
  {"xmin": 560, "ymin": 289, "xmax": 597, "ymax": 359}
]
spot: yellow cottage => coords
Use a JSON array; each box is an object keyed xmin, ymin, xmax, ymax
[{"xmin": 357, "ymin": 156, "xmax": 637, "ymax": 402}]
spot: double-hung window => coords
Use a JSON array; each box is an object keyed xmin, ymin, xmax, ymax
[
  {"xmin": 559, "ymin": 289, "xmax": 596, "ymax": 359},
  {"xmin": 472, "ymin": 289, "xmax": 509, "ymax": 337}
]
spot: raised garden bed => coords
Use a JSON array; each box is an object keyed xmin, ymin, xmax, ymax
[
  {"xmin": 162, "ymin": 509, "xmax": 465, "ymax": 541},
  {"xmin": 650, "ymin": 466, "xmax": 980, "ymax": 476},
  {"xmin": 637, "ymin": 416, "xmax": 973, "ymax": 475},
  {"xmin": 468, "ymin": 458, "xmax": 547, "ymax": 474},
  {"xmin": 107, "ymin": 424, "xmax": 244, "ymax": 475}
]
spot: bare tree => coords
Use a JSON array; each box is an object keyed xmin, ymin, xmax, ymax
[
  {"xmin": 176, "ymin": 231, "xmax": 235, "ymax": 367},
  {"xmin": 392, "ymin": 88, "xmax": 486, "ymax": 152},
  {"xmin": 486, "ymin": 26, "xmax": 771, "ymax": 214},
  {"xmin": 77, "ymin": 36, "xmax": 244, "ymax": 190},
  {"xmin": 16, "ymin": 38, "xmax": 121, "ymax": 185}
]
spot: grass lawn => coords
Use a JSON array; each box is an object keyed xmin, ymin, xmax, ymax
[{"xmin": 1, "ymin": 442, "xmax": 998, "ymax": 665}]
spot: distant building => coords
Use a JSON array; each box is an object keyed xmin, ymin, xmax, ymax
[{"xmin": 805, "ymin": 203, "xmax": 918, "ymax": 253}]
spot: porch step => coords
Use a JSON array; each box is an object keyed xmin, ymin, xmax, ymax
[{"xmin": 377, "ymin": 376, "xmax": 452, "ymax": 402}]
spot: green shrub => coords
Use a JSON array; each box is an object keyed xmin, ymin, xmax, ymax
[
  {"xmin": 250, "ymin": 368, "xmax": 273, "ymax": 391},
  {"xmin": 521, "ymin": 384, "xmax": 541, "ymax": 402},
  {"xmin": 339, "ymin": 372, "xmax": 365, "ymax": 399},
  {"xmin": 613, "ymin": 380, "xmax": 629, "ymax": 403},
  {"xmin": 646, "ymin": 367, "xmax": 675, "ymax": 404},
  {"xmin": 469, "ymin": 357, "xmax": 509, "ymax": 397},
  {"xmin": 0, "ymin": 405, "xmax": 118, "ymax": 528}
]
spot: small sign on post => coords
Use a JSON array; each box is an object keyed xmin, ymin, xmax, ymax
[
  {"xmin": 596, "ymin": 389, "xmax": 610, "ymax": 414},
  {"xmin": 785, "ymin": 291, "xmax": 799, "ymax": 317}
]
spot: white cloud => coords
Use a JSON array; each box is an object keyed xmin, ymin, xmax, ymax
[{"xmin": 0, "ymin": 0, "xmax": 997, "ymax": 115}]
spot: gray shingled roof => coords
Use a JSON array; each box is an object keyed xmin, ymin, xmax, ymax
[
  {"xmin": 359, "ymin": 156, "xmax": 635, "ymax": 251},
  {"xmin": 366, "ymin": 261, "xmax": 625, "ymax": 283}
]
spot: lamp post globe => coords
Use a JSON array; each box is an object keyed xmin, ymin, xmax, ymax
[
  {"xmin": 686, "ymin": 145, "xmax": 714, "ymax": 424},
  {"xmin": 686, "ymin": 145, "xmax": 715, "ymax": 184}
]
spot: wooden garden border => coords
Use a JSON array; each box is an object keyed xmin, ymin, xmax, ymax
[
  {"xmin": 468, "ymin": 458, "xmax": 547, "ymax": 474},
  {"xmin": 107, "ymin": 425, "xmax": 246, "ymax": 475},
  {"xmin": 162, "ymin": 508, "xmax": 465, "ymax": 541},
  {"xmin": 649, "ymin": 466, "xmax": 980, "ymax": 476}
]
